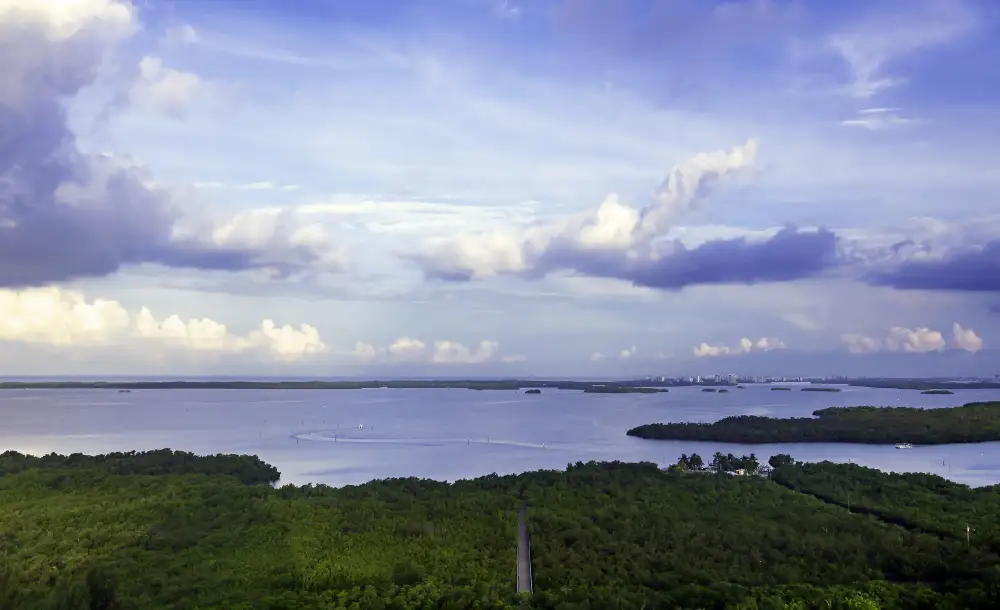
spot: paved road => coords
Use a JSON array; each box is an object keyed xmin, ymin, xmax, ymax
[{"xmin": 516, "ymin": 503, "xmax": 533, "ymax": 594}]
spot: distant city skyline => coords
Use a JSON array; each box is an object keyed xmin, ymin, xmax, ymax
[{"xmin": 2, "ymin": 0, "xmax": 998, "ymax": 376}]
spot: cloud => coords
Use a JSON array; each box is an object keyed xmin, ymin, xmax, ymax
[
  {"xmin": 841, "ymin": 322, "xmax": 983, "ymax": 354},
  {"xmin": 865, "ymin": 239, "xmax": 1000, "ymax": 292},
  {"xmin": 841, "ymin": 107, "xmax": 919, "ymax": 130},
  {"xmin": 352, "ymin": 337, "xmax": 510, "ymax": 364},
  {"xmin": 619, "ymin": 345, "xmax": 637, "ymax": 360},
  {"xmin": 163, "ymin": 24, "xmax": 199, "ymax": 45},
  {"xmin": 618, "ymin": 226, "xmax": 839, "ymax": 290},
  {"xmin": 952, "ymin": 322, "xmax": 983, "ymax": 353},
  {"xmin": 0, "ymin": 0, "xmax": 340, "ymax": 289},
  {"xmin": 0, "ymin": 287, "xmax": 326, "ymax": 361},
  {"xmin": 693, "ymin": 336, "xmax": 786, "ymax": 358},
  {"xmin": 828, "ymin": 0, "xmax": 977, "ymax": 99},
  {"xmin": 409, "ymin": 140, "xmax": 770, "ymax": 287},
  {"xmin": 128, "ymin": 56, "xmax": 202, "ymax": 118}
]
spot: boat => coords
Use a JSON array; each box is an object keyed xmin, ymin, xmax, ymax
[{"xmin": 895, "ymin": 443, "xmax": 914, "ymax": 449}]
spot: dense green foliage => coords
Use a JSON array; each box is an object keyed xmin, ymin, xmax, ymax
[
  {"xmin": 772, "ymin": 460, "xmax": 1000, "ymax": 554},
  {"xmin": 669, "ymin": 452, "xmax": 762, "ymax": 474},
  {"xmin": 0, "ymin": 449, "xmax": 279, "ymax": 485},
  {"xmin": 6, "ymin": 451, "xmax": 1000, "ymax": 608},
  {"xmin": 627, "ymin": 401, "xmax": 1000, "ymax": 445}
]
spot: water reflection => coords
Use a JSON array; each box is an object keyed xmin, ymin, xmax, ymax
[{"xmin": 0, "ymin": 385, "xmax": 998, "ymax": 487}]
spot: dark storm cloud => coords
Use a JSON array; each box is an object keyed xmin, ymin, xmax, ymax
[
  {"xmin": 865, "ymin": 240, "xmax": 1000, "ymax": 292},
  {"xmin": 0, "ymin": 8, "xmax": 336, "ymax": 289},
  {"xmin": 626, "ymin": 226, "xmax": 839, "ymax": 289},
  {"xmin": 568, "ymin": 226, "xmax": 840, "ymax": 290}
]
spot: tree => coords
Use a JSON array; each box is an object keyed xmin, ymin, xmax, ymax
[
  {"xmin": 769, "ymin": 454, "xmax": 795, "ymax": 469},
  {"xmin": 689, "ymin": 453, "xmax": 704, "ymax": 470}
]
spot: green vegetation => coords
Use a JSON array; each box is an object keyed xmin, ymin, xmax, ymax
[
  {"xmin": 771, "ymin": 460, "xmax": 1000, "ymax": 555},
  {"xmin": 0, "ymin": 449, "xmax": 278, "ymax": 485},
  {"xmin": 801, "ymin": 387, "xmax": 842, "ymax": 392},
  {"xmin": 922, "ymin": 389, "xmax": 955, "ymax": 395},
  {"xmin": 627, "ymin": 401, "xmax": 1000, "ymax": 445},
  {"xmin": 524, "ymin": 389, "xmax": 541, "ymax": 394},
  {"xmin": 846, "ymin": 379, "xmax": 1000, "ymax": 391},
  {"xmin": 4, "ymin": 450, "xmax": 1000, "ymax": 608},
  {"xmin": 667, "ymin": 452, "xmax": 762, "ymax": 474},
  {"xmin": 771, "ymin": 387, "xmax": 792, "ymax": 391}
]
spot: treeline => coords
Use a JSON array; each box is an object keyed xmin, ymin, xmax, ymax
[
  {"xmin": 0, "ymin": 449, "xmax": 279, "ymax": 485},
  {"xmin": 3, "ymin": 454, "xmax": 1000, "ymax": 607},
  {"xmin": 847, "ymin": 379, "xmax": 1000, "ymax": 391},
  {"xmin": 668, "ymin": 452, "xmax": 790, "ymax": 473},
  {"xmin": 627, "ymin": 401, "xmax": 1000, "ymax": 444}
]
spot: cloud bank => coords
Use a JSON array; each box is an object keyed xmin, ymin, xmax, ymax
[
  {"xmin": 841, "ymin": 322, "xmax": 983, "ymax": 355},
  {"xmin": 0, "ymin": 0, "xmax": 342, "ymax": 289},
  {"xmin": 694, "ymin": 337, "xmax": 786, "ymax": 358},
  {"xmin": 0, "ymin": 287, "xmax": 326, "ymax": 361},
  {"xmin": 353, "ymin": 337, "xmax": 518, "ymax": 365}
]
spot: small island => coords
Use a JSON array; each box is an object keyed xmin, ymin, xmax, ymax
[
  {"xmin": 627, "ymin": 401, "xmax": 1000, "ymax": 445},
  {"xmin": 702, "ymin": 388, "xmax": 717, "ymax": 393},
  {"xmin": 847, "ymin": 378, "xmax": 1000, "ymax": 390},
  {"xmin": 524, "ymin": 389, "xmax": 541, "ymax": 394},
  {"xmin": 801, "ymin": 387, "xmax": 842, "ymax": 392},
  {"xmin": 922, "ymin": 389, "xmax": 955, "ymax": 395},
  {"xmin": 770, "ymin": 387, "xmax": 792, "ymax": 391},
  {"xmin": 582, "ymin": 386, "xmax": 667, "ymax": 394},
  {"xmin": 718, "ymin": 389, "xmax": 730, "ymax": 393}
]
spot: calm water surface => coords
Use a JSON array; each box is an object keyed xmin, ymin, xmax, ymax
[{"xmin": 1, "ymin": 385, "xmax": 999, "ymax": 487}]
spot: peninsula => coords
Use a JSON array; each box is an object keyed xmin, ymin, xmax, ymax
[
  {"xmin": 627, "ymin": 401, "xmax": 1000, "ymax": 445},
  {"xmin": 3, "ymin": 450, "xmax": 997, "ymax": 608}
]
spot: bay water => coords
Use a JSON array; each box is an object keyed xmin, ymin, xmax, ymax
[{"xmin": 1, "ymin": 384, "xmax": 999, "ymax": 487}]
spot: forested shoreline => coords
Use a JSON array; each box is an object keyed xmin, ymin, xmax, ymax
[
  {"xmin": 3, "ymin": 449, "xmax": 1000, "ymax": 608},
  {"xmin": 627, "ymin": 401, "xmax": 1000, "ymax": 445}
]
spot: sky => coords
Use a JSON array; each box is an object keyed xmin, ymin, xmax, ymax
[{"xmin": 1, "ymin": 0, "xmax": 999, "ymax": 378}]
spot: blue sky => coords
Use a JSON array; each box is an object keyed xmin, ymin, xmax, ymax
[{"xmin": 1, "ymin": 0, "xmax": 999, "ymax": 376}]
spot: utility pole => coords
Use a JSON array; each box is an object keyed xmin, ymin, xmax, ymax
[{"xmin": 967, "ymin": 523, "xmax": 972, "ymax": 553}]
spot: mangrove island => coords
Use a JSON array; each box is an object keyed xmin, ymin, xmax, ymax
[{"xmin": 626, "ymin": 401, "xmax": 1000, "ymax": 445}]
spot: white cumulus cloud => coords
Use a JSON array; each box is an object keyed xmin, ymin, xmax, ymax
[
  {"xmin": 408, "ymin": 140, "xmax": 758, "ymax": 281},
  {"xmin": 841, "ymin": 322, "xmax": 983, "ymax": 354},
  {"xmin": 353, "ymin": 337, "xmax": 511, "ymax": 364},
  {"xmin": 693, "ymin": 337, "xmax": 786, "ymax": 358},
  {"xmin": 129, "ymin": 55, "xmax": 203, "ymax": 118},
  {"xmin": 0, "ymin": 287, "xmax": 326, "ymax": 361}
]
